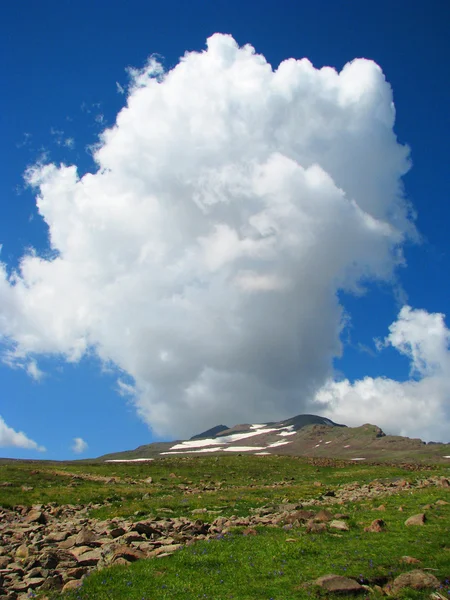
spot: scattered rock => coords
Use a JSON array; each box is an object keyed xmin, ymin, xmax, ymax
[
  {"xmin": 400, "ymin": 556, "xmax": 421, "ymax": 565},
  {"xmin": 242, "ymin": 528, "xmax": 257, "ymax": 536},
  {"xmin": 405, "ymin": 513, "xmax": 426, "ymax": 526},
  {"xmin": 364, "ymin": 519, "xmax": 385, "ymax": 533},
  {"xmin": 75, "ymin": 528, "xmax": 99, "ymax": 546},
  {"xmin": 314, "ymin": 574, "xmax": 364, "ymax": 594},
  {"xmin": 329, "ymin": 520, "xmax": 349, "ymax": 531},
  {"xmin": 314, "ymin": 510, "xmax": 333, "ymax": 522},
  {"xmin": 15, "ymin": 545, "xmax": 29, "ymax": 560},
  {"xmin": 305, "ymin": 521, "xmax": 327, "ymax": 534},
  {"xmin": 391, "ymin": 569, "xmax": 440, "ymax": 593},
  {"xmin": 25, "ymin": 510, "xmax": 47, "ymax": 525},
  {"xmin": 62, "ymin": 579, "xmax": 83, "ymax": 592}
]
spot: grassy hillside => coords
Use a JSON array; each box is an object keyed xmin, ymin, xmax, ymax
[{"xmin": 0, "ymin": 456, "xmax": 449, "ymax": 599}]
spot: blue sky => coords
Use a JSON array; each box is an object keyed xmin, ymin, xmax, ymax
[{"xmin": 1, "ymin": 0, "xmax": 449, "ymax": 459}]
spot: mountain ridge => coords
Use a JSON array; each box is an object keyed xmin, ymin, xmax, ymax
[{"xmin": 97, "ymin": 413, "xmax": 450, "ymax": 464}]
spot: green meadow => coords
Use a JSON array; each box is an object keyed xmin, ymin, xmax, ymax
[{"xmin": 1, "ymin": 456, "xmax": 449, "ymax": 599}]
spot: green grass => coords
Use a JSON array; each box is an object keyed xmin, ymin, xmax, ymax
[
  {"xmin": 1, "ymin": 456, "xmax": 449, "ymax": 599},
  {"xmin": 57, "ymin": 486, "xmax": 450, "ymax": 599}
]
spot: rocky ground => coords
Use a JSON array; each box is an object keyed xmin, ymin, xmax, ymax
[{"xmin": 0, "ymin": 474, "xmax": 448, "ymax": 598}]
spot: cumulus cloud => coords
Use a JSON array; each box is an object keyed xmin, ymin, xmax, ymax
[
  {"xmin": 314, "ymin": 307, "xmax": 450, "ymax": 442},
  {"xmin": 72, "ymin": 437, "xmax": 88, "ymax": 454},
  {"xmin": 0, "ymin": 34, "xmax": 424, "ymax": 438},
  {"xmin": 0, "ymin": 416, "xmax": 45, "ymax": 451}
]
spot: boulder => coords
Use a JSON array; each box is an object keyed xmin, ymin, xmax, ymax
[
  {"xmin": 25, "ymin": 511, "xmax": 47, "ymax": 525},
  {"xmin": 364, "ymin": 519, "xmax": 385, "ymax": 533},
  {"xmin": 62, "ymin": 579, "xmax": 83, "ymax": 592},
  {"xmin": 329, "ymin": 520, "xmax": 349, "ymax": 531},
  {"xmin": 76, "ymin": 549, "xmax": 103, "ymax": 567},
  {"xmin": 314, "ymin": 574, "xmax": 364, "ymax": 594},
  {"xmin": 75, "ymin": 528, "xmax": 99, "ymax": 547},
  {"xmin": 305, "ymin": 521, "xmax": 327, "ymax": 534},
  {"xmin": 400, "ymin": 556, "xmax": 421, "ymax": 565},
  {"xmin": 405, "ymin": 513, "xmax": 426, "ymax": 526},
  {"xmin": 391, "ymin": 570, "xmax": 440, "ymax": 593}
]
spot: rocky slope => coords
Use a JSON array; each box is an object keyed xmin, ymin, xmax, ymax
[
  {"xmin": 0, "ymin": 474, "xmax": 448, "ymax": 598},
  {"xmin": 98, "ymin": 414, "xmax": 450, "ymax": 464}
]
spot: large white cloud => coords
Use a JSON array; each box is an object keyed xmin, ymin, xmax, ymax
[
  {"xmin": 0, "ymin": 34, "xmax": 426, "ymax": 438},
  {"xmin": 315, "ymin": 307, "xmax": 450, "ymax": 442},
  {"xmin": 0, "ymin": 416, "xmax": 45, "ymax": 451}
]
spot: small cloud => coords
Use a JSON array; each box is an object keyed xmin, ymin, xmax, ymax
[
  {"xmin": 72, "ymin": 437, "xmax": 88, "ymax": 454},
  {"xmin": 95, "ymin": 114, "xmax": 105, "ymax": 125},
  {"xmin": 0, "ymin": 416, "xmax": 46, "ymax": 451},
  {"xmin": 26, "ymin": 359, "xmax": 44, "ymax": 381},
  {"xmin": 116, "ymin": 82, "xmax": 125, "ymax": 95},
  {"xmin": 16, "ymin": 132, "xmax": 32, "ymax": 149},
  {"xmin": 64, "ymin": 138, "xmax": 75, "ymax": 149}
]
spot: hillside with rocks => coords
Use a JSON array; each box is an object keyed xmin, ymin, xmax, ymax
[{"xmin": 0, "ymin": 469, "xmax": 449, "ymax": 598}]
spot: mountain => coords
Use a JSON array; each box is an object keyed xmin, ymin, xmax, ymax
[
  {"xmin": 96, "ymin": 413, "xmax": 450, "ymax": 464},
  {"xmin": 190, "ymin": 425, "xmax": 230, "ymax": 440}
]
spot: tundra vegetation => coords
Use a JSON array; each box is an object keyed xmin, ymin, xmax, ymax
[{"xmin": 0, "ymin": 455, "xmax": 449, "ymax": 599}]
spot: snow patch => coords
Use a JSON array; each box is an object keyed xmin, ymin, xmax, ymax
[
  {"xmin": 105, "ymin": 458, "xmax": 154, "ymax": 462},
  {"xmin": 267, "ymin": 440, "xmax": 292, "ymax": 448},
  {"xmin": 223, "ymin": 446, "xmax": 265, "ymax": 452},
  {"xmin": 278, "ymin": 430, "xmax": 297, "ymax": 437},
  {"xmin": 351, "ymin": 457, "xmax": 366, "ymax": 461},
  {"xmin": 161, "ymin": 447, "xmax": 223, "ymax": 455}
]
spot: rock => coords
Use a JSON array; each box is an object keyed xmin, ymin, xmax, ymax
[
  {"xmin": 305, "ymin": 521, "xmax": 327, "ymax": 534},
  {"xmin": 329, "ymin": 520, "xmax": 349, "ymax": 531},
  {"xmin": 400, "ymin": 556, "xmax": 421, "ymax": 565},
  {"xmin": 391, "ymin": 570, "xmax": 440, "ymax": 593},
  {"xmin": 58, "ymin": 535, "xmax": 77, "ymax": 549},
  {"xmin": 435, "ymin": 500, "xmax": 449, "ymax": 506},
  {"xmin": 62, "ymin": 579, "xmax": 83, "ymax": 592},
  {"xmin": 439, "ymin": 477, "xmax": 450, "ymax": 487},
  {"xmin": 111, "ymin": 545, "xmax": 146, "ymax": 564},
  {"xmin": 314, "ymin": 574, "xmax": 364, "ymax": 594},
  {"xmin": 132, "ymin": 521, "xmax": 159, "ymax": 537},
  {"xmin": 44, "ymin": 531, "xmax": 68, "ymax": 543},
  {"xmin": 157, "ymin": 544, "xmax": 181, "ymax": 554},
  {"xmin": 314, "ymin": 510, "xmax": 333, "ymax": 522},
  {"xmin": 143, "ymin": 477, "xmax": 153, "ymax": 484},
  {"xmin": 284, "ymin": 510, "xmax": 315, "ymax": 523},
  {"xmin": 364, "ymin": 519, "xmax": 385, "ymax": 533},
  {"xmin": 24, "ymin": 577, "xmax": 45, "ymax": 589},
  {"xmin": 77, "ymin": 549, "xmax": 103, "ymax": 567},
  {"xmin": 15, "ymin": 545, "xmax": 29, "ymax": 560},
  {"xmin": 109, "ymin": 527, "xmax": 126, "ymax": 538},
  {"xmin": 25, "ymin": 511, "xmax": 46, "ymax": 525},
  {"xmin": 375, "ymin": 504, "xmax": 386, "ymax": 511},
  {"xmin": 65, "ymin": 567, "xmax": 89, "ymax": 580},
  {"xmin": 75, "ymin": 528, "xmax": 99, "ymax": 546},
  {"xmin": 242, "ymin": 528, "xmax": 257, "ymax": 536},
  {"xmin": 405, "ymin": 513, "xmax": 426, "ymax": 526},
  {"xmin": 40, "ymin": 574, "xmax": 63, "ymax": 591}
]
